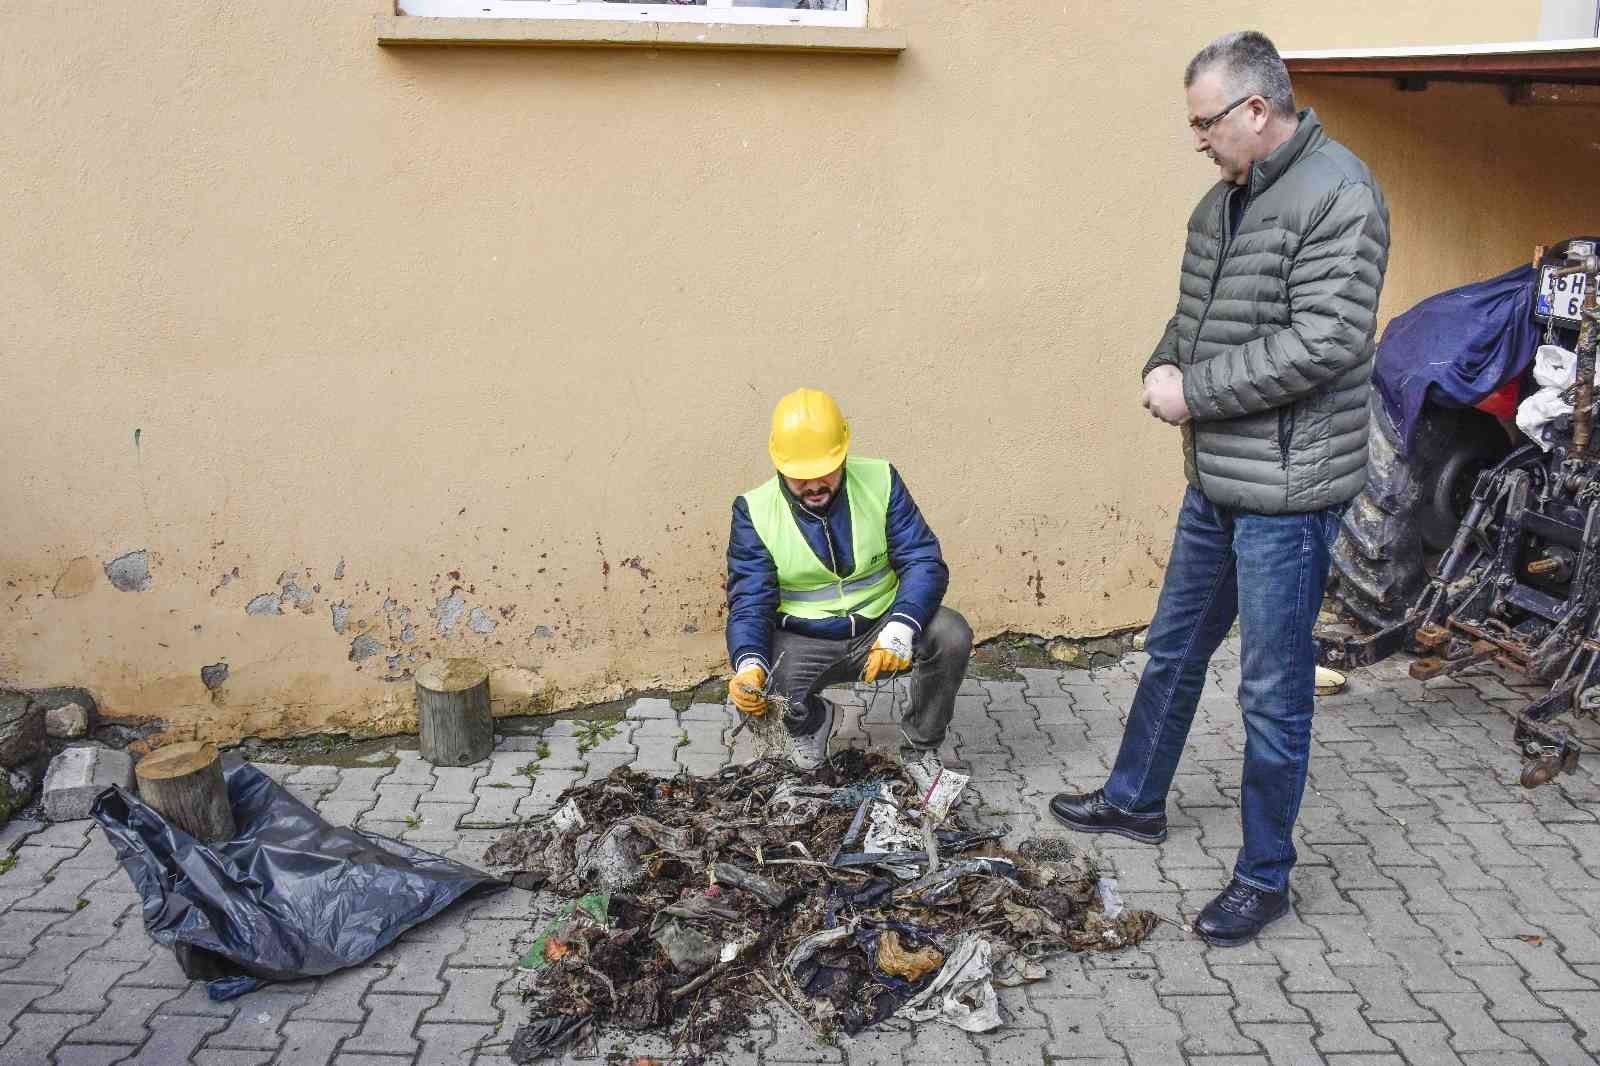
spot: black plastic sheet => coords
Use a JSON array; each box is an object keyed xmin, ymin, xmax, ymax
[{"xmin": 94, "ymin": 758, "xmax": 503, "ymax": 996}]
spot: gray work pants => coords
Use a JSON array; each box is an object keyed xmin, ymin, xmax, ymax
[{"xmin": 769, "ymin": 607, "xmax": 973, "ymax": 749}]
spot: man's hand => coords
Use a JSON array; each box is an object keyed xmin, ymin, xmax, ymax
[
  {"xmin": 864, "ymin": 621, "xmax": 915, "ymax": 683},
  {"xmin": 1142, "ymin": 365, "xmax": 1191, "ymax": 425},
  {"xmin": 730, "ymin": 660, "xmax": 768, "ymax": 717}
]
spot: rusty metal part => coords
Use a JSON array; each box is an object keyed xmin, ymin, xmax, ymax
[
  {"xmin": 1527, "ymin": 557, "xmax": 1562, "ymax": 576},
  {"xmin": 1415, "ymin": 623, "xmax": 1450, "ymax": 650},
  {"xmin": 1409, "ymin": 657, "xmax": 1449, "ymax": 680}
]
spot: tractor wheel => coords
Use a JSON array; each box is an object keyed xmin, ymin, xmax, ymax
[{"xmin": 1329, "ymin": 395, "xmax": 1510, "ymax": 631}]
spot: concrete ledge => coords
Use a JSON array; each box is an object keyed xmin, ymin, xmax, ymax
[{"xmin": 375, "ymin": 15, "xmax": 906, "ymax": 54}]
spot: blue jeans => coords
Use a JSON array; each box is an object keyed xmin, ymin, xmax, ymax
[{"xmin": 1103, "ymin": 486, "xmax": 1344, "ymax": 893}]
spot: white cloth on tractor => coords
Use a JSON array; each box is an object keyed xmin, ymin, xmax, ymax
[{"xmin": 1516, "ymin": 344, "xmax": 1593, "ymax": 450}]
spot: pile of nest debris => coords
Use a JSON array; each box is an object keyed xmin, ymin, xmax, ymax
[{"xmin": 484, "ymin": 749, "xmax": 1156, "ymax": 1062}]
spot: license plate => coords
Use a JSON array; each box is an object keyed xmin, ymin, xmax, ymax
[{"xmin": 1538, "ymin": 265, "xmax": 1589, "ymax": 324}]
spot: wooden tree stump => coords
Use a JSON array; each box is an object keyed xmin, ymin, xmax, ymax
[
  {"xmin": 135, "ymin": 741, "xmax": 236, "ymax": 843},
  {"xmin": 416, "ymin": 658, "xmax": 493, "ymax": 767}
]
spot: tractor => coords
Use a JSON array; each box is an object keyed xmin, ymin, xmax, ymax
[{"xmin": 1320, "ymin": 238, "xmax": 1600, "ymax": 788}]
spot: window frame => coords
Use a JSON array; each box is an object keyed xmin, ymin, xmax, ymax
[{"xmin": 397, "ymin": 0, "xmax": 867, "ymax": 29}]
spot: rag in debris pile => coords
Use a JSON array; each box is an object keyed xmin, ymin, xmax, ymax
[
  {"xmin": 485, "ymin": 750, "xmax": 1157, "ymax": 1061},
  {"xmin": 94, "ymin": 759, "xmax": 503, "ymax": 1000}
]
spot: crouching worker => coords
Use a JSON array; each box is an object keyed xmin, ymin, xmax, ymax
[{"xmin": 725, "ymin": 388, "xmax": 973, "ymax": 774}]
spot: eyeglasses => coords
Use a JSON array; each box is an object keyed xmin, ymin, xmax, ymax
[{"xmin": 1189, "ymin": 94, "xmax": 1255, "ymax": 133}]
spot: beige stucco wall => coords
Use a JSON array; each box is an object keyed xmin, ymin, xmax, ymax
[{"xmin": 1, "ymin": 0, "xmax": 1571, "ymax": 743}]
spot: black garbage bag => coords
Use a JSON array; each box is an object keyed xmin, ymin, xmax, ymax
[{"xmin": 94, "ymin": 758, "xmax": 504, "ymax": 997}]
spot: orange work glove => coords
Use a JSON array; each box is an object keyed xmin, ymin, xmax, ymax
[
  {"xmin": 863, "ymin": 621, "xmax": 914, "ymax": 683},
  {"xmin": 730, "ymin": 661, "xmax": 769, "ymax": 717}
]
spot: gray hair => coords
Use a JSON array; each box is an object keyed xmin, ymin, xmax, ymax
[{"xmin": 1185, "ymin": 31, "xmax": 1297, "ymax": 119}]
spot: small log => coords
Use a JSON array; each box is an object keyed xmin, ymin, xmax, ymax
[
  {"xmin": 135, "ymin": 741, "xmax": 236, "ymax": 842},
  {"xmin": 415, "ymin": 658, "xmax": 493, "ymax": 766}
]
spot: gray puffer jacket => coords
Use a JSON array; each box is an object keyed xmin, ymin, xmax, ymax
[{"xmin": 1144, "ymin": 109, "xmax": 1390, "ymax": 515}]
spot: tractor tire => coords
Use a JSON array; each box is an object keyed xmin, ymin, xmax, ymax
[{"xmin": 1329, "ymin": 395, "xmax": 1510, "ymax": 631}]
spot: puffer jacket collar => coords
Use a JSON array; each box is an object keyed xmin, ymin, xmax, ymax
[{"xmin": 1246, "ymin": 109, "xmax": 1326, "ymax": 201}]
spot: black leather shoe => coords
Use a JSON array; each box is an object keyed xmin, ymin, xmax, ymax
[
  {"xmin": 1047, "ymin": 789, "xmax": 1168, "ymax": 844},
  {"xmin": 1194, "ymin": 879, "xmax": 1291, "ymax": 947}
]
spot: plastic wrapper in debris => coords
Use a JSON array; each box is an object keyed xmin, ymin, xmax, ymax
[
  {"xmin": 550, "ymin": 798, "xmax": 587, "ymax": 834},
  {"xmin": 895, "ymin": 856, "xmax": 1019, "ymax": 906},
  {"xmin": 576, "ymin": 815, "xmax": 702, "ymax": 893},
  {"xmin": 899, "ymin": 933, "xmax": 1003, "ymax": 1032},
  {"xmin": 905, "ymin": 762, "xmax": 970, "ymax": 821},
  {"xmin": 650, "ymin": 912, "xmax": 721, "ymax": 975},
  {"xmin": 783, "ymin": 925, "xmax": 853, "ymax": 980},
  {"xmin": 94, "ymin": 759, "xmax": 503, "ymax": 998},
  {"xmin": 765, "ymin": 780, "xmax": 839, "ymax": 826},
  {"xmin": 872, "ymin": 928, "xmax": 944, "ymax": 981},
  {"xmin": 863, "ymin": 791, "xmax": 921, "ymax": 853},
  {"xmin": 518, "ymin": 893, "xmax": 610, "ymax": 972},
  {"xmin": 1096, "ymin": 876, "xmax": 1125, "ymax": 919},
  {"xmin": 990, "ymin": 942, "xmax": 1048, "ymax": 986},
  {"xmin": 508, "ymin": 1015, "xmax": 592, "ymax": 1064}
]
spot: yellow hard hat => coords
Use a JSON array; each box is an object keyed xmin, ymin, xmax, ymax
[{"xmin": 768, "ymin": 388, "xmax": 850, "ymax": 480}]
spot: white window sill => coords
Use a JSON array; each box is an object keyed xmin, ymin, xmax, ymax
[{"xmin": 374, "ymin": 15, "xmax": 906, "ymax": 54}]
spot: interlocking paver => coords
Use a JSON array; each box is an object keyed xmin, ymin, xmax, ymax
[
  {"xmin": 423, "ymin": 967, "xmax": 507, "ymax": 1025},
  {"xmin": 67, "ymin": 985, "xmax": 187, "ymax": 1044},
  {"xmin": 31, "ymin": 955, "xmax": 143, "ymax": 1013},
  {"xmin": 275, "ymin": 1019, "xmax": 359, "ymax": 1065},
  {"xmin": 1374, "ymin": 1020, "xmax": 1469, "ymax": 1065},
  {"xmin": 1289, "ymin": 992, "xmax": 1393, "ymax": 1052},
  {"xmin": 55, "ymin": 1046, "xmax": 143, "ymax": 1066},
  {"xmin": 1166, "ymin": 994, "xmax": 1261, "ymax": 1056},
  {"xmin": 291, "ymin": 965, "xmax": 386, "ymax": 1023},
  {"xmin": 1212, "ymin": 965, "xmax": 1308, "ymax": 1024},
  {"xmin": 1331, "ymin": 965, "xmax": 1437, "ymax": 1022},
  {"xmin": 0, "ymin": 982, "xmax": 50, "ymax": 1040},
  {"xmin": 1497, "ymin": 1021, "xmax": 1595, "ymax": 1065},
  {"xmin": 1414, "ymin": 992, "xmax": 1528, "ymax": 1053},
  {"xmin": 0, "ymin": 1011, "xmax": 96, "ymax": 1062},
  {"xmin": 1455, "ymin": 965, "xmax": 1564, "ymax": 1022},
  {"xmin": 117, "ymin": 1012, "xmax": 231, "ymax": 1065},
  {"xmin": 340, "ymin": 992, "xmax": 436, "ymax": 1056},
  {"xmin": 204, "ymin": 988, "xmax": 309, "ymax": 1049}
]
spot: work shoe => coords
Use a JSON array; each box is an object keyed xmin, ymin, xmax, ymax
[
  {"xmin": 1047, "ymin": 789, "xmax": 1168, "ymax": 844},
  {"xmin": 785, "ymin": 699, "xmax": 835, "ymax": 772},
  {"xmin": 1194, "ymin": 879, "xmax": 1290, "ymax": 947}
]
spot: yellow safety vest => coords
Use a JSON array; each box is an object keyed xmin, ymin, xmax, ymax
[{"xmin": 742, "ymin": 457, "xmax": 899, "ymax": 620}]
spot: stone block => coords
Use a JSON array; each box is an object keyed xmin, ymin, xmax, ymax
[
  {"xmin": 44, "ymin": 703, "xmax": 89, "ymax": 740},
  {"xmin": 42, "ymin": 747, "xmax": 134, "ymax": 821},
  {"xmin": 0, "ymin": 690, "xmax": 45, "ymax": 768}
]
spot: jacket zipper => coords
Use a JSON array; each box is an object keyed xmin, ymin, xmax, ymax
[
  {"xmin": 1182, "ymin": 191, "xmax": 1236, "ymax": 479},
  {"xmin": 1188, "ymin": 188, "xmax": 1235, "ymax": 365},
  {"xmin": 1278, "ymin": 406, "xmax": 1296, "ymax": 468},
  {"xmin": 794, "ymin": 502, "xmax": 851, "ymax": 623}
]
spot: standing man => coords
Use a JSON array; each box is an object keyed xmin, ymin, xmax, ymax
[
  {"xmin": 1049, "ymin": 32, "xmax": 1390, "ymax": 946},
  {"xmin": 725, "ymin": 388, "xmax": 973, "ymax": 774}
]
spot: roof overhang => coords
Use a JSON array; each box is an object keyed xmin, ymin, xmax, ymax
[{"xmin": 1282, "ymin": 37, "xmax": 1600, "ymax": 92}]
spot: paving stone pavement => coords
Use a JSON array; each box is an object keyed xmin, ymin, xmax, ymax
[{"xmin": 3, "ymin": 640, "xmax": 1599, "ymax": 1064}]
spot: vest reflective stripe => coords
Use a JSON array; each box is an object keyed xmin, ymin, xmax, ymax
[
  {"xmin": 742, "ymin": 457, "xmax": 900, "ymax": 620},
  {"xmin": 778, "ymin": 570, "xmax": 894, "ymax": 604}
]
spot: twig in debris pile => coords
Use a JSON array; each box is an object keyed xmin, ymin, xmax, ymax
[
  {"xmin": 1155, "ymin": 911, "xmax": 1191, "ymax": 933},
  {"xmin": 752, "ymin": 971, "xmax": 824, "ymax": 1041},
  {"xmin": 757, "ymin": 858, "xmax": 870, "ymax": 875},
  {"xmin": 669, "ymin": 964, "xmax": 723, "ymax": 1001}
]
